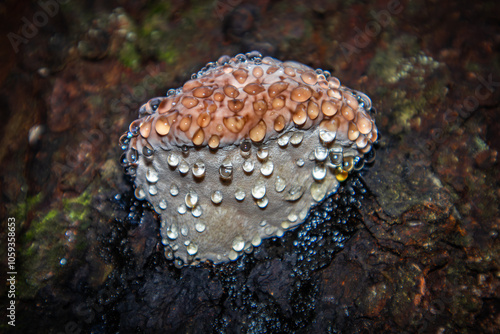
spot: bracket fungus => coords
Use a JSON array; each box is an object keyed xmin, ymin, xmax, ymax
[{"xmin": 120, "ymin": 51, "xmax": 378, "ymax": 265}]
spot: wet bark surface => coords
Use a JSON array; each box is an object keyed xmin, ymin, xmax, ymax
[{"xmin": 0, "ymin": 0, "xmax": 499, "ymax": 333}]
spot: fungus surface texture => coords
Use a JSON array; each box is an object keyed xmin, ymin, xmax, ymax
[{"xmin": 120, "ymin": 52, "xmax": 378, "ymax": 265}]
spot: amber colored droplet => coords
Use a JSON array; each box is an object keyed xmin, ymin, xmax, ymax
[
  {"xmin": 158, "ymin": 98, "xmax": 173, "ymax": 114},
  {"xmin": 253, "ymin": 100, "xmax": 268, "ymax": 116},
  {"xmin": 341, "ymin": 105, "xmax": 355, "ymax": 121},
  {"xmin": 129, "ymin": 119, "xmax": 142, "ymax": 134},
  {"xmin": 274, "ymin": 115, "xmax": 286, "ymax": 132},
  {"xmin": 284, "ymin": 67, "xmax": 295, "ymax": 76},
  {"xmin": 208, "ymin": 135, "xmax": 220, "ymax": 149},
  {"xmin": 192, "ymin": 86, "xmax": 214, "ymax": 98},
  {"xmin": 266, "ymin": 66, "xmax": 279, "ymax": 74},
  {"xmin": 232, "ymin": 69, "xmax": 248, "ymax": 84},
  {"xmin": 327, "ymin": 88, "xmax": 341, "ymax": 100},
  {"xmin": 183, "ymin": 79, "xmax": 203, "ymax": 92},
  {"xmin": 249, "ymin": 120, "xmax": 267, "ymax": 142},
  {"xmin": 181, "ymin": 96, "xmax": 199, "ymax": 109},
  {"xmin": 347, "ymin": 122, "xmax": 360, "ymax": 141},
  {"xmin": 344, "ymin": 92, "xmax": 359, "ymax": 110},
  {"xmin": 243, "ymin": 83, "xmax": 265, "ymax": 95},
  {"xmin": 312, "ymin": 90, "xmax": 323, "ymax": 100},
  {"xmin": 223, "ymin": 85, "xmax": 239, "ymax": 98},
  {"xmin": 252, "ymin": 67, "xmax": 263, "ymax": 78},
  {"xmin": 223, "ymin": 116, "xmax": 246, "ymax": 133},
  {"xmin": 166, "ymin": 110, "xmax": 179, "ymax": 125},
  {"xmin": 320, "ymin": 117, "xmax": 340, "ymax": 132},
  {"xmin": 179, "ymin": 115, "xmax": 192, "ymax": 132},
  {"xmin": 301, "ymin": 71, "xmax": 317, "ymax": 85},
  {"xmin": 192, "ymin": 128, "xmax": 205, "ymax": 146},
  {"xmin": 268, "ymin": 82, "xmax": 288, "ymax": 98},
  {"xmin": 321, "ymin": 100, "xmax": 338, "ymax": 116},
  {"xmin": 293, "ymin": 104, "xmax": 307, "ymax": 126},
  {"xmin": 228, "ymin": 99, "xmax": 244, "ymax": 113},
  {"xmin": 334, "ymin": 167, "xmax": 349, "ymax": 182},
  {"xmin": 216, "ymin": 124, "xmax": 224, "ymax": 132},
  {"xmin": 356, "ymin": 113, "xmax": 373, "ymax": 134},
  {"xmin": 318, "ymin": 80, "xmax": 329, "ymax": 89},
  {"xmin": 360, "ymin": 143, "xmax": 373, "ymax": 154},
  {"xmin": 214, "ymin": 92, "xmax": 225, "ymax": 102},
  {"xmin": 208, "ymin": 103, "xmax": 217, "ymax": 113},
  {"xmin": 271, "ymin": 96, "xmax": 285, "ymax": 110},
  {"xmin": 140, "ymin": 119, "xmax": 152, "ymax": 138},
  {"xmin": 155, "ymin": 115, "xmax": 171, "ymax": 135},
  {"xmin": 307, "ymin": 100, "xmax": 319, "ymax": 120},
  {"xmin": 356, "ymin": 134, "xmax": 368, "ymax": 149},
  {"xmin": 328, "ymin": 77, "xmax": 341, "ymax": 89},
  {"xmin": 290, "ymin": 86, "xmax": 312, "ymax": 102},
  {"xmin": 197, "ymin": 112, "xmax": 211, "ymax": 128}
]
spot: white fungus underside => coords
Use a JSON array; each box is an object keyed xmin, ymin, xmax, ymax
[{"xmin": 134, "ymin": 126, "xmax": 357, "ymax": 264}]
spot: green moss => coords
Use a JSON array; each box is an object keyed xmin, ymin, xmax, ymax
[
  {"xmin": 62, "ymin": 190, "xmax": 92, "ymax": 223},
  {"xmin": 138, "ymin": 0, "xmax": 213, "ymax": 65},
  {"xmin": 11, "ymin": 193, "xmax": 43, "ymax": 224},
  {"xmin": 369, "ymin": 35, "xmax": 440, "ymax": 86},
  {"xmin": 18, "ymin": 209, "xmax": 66, "ymax": 298},
  {"xmin": 119, "ymin": 42, "xmax": 141, "ymax": 70},
  {"xmin": 18, "ymin": 190, "xmax": 94, "ymax": 299}
]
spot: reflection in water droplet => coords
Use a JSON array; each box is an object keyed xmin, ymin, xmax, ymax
[
  {"xmin": 211, "ymin": 190, "xmax": 223, "ymax": 204},
  {"xmin": 232, "ymin": 236, "xmax": 245, "ymax": 252},
  {"xmin": 235, "ymin": 189, "xmax": 246, "ymax": 201},
  {"xmin": 195, "ymin": 222, "xmax": 206, "ymax": 233},
  {"xmin": 260, "ymin": 161, "xmax": 274, "ymax": 176},
  {"xmin": 170, "ymin": 184, "xmax": 179, "ymax": 196},
  {"xmin": 187, "ymin": 242, "xmax": 198, "ymax": 255},
  {"xmin": 192, "ymin": 161, "xmax": 206, "ymax": 177},
  {"xmin": 167, "ymin": 153, "xmax": 180, "ymax": 167}
]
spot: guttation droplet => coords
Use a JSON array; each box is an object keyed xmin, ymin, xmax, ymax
[
  {"xmin": 256, "ymin": 196, "xmax": 268, "ymax": 208},
  {"xmin": 193, "ymin": 161, "xmax": 206, "ymax": 177},
  {"xmin": 192, "ymin": 205, "xmax": 203, "ymax": 217},
  {"xmin": 146, "ymin": 169, "xmax": 159, "ymax": 183},
  {"xmin": 135, "ymin": 187, "xmax": 146, "ymax": 200},
  {"xmin": 177, "ymin": 204, "xmax": 187, "ymax": 214},
  {"xmin": 185, "ymin": 190, "xmax": 199, "ymax": 208},
  {"xmin": 149, "ymin": 185, "xmax": 158, "ymax": 195},
  {"xmin": 195, "ymin": 222, "xmax": 206, "ymax": 233},
  {"xmin": 179, "ymin": 160, "xmax": 189, "ymax": 174},
  {"xmin": 314, "ymin": 147, "xmax": 328, "ymax": 161},
  {"xmin": 275, "ymin": 176, "xmax": 286, "ymax": 192},
  {"xmin": 167, "ymin": 153, "xmax": 180, "ymax": 167},
  {"xmin": 170, "ymin": 184, "xmax": 179, "ymax": 196},
  {"xmin": 235, "ymin": 189, "xmax": 246, "ymax": 201},
  {"xmin": 252, "ymin": 183, "xmax": 266, "ymax": 199},
  {"xmin": 187, "ymin": 242, "xmax": 198, "ymax": 255},
  {"xmin": 211, "ymin": 190, "xmax": 223, "ymax": 204},
  {"xmin": 167, "ymin": 224, "xmax": 179, "ymax": 239},
  {"xmin": 219, "ymin": 161, "xmax": 233, "ymax": 180},
  {"xmin": 290, "ymin": 132, "xmax": 304, "ymax": 145},
  {"xmin": 243, "ymin": 160, "xmax": 254, "ymax": 173},
  {"xmin": 232, "ymin": 236, "xmax": 245, "ymax": 252},
  {"xmin": 260, "ymin": 161, "xmax": 274, "ymax": 176},
  {"xmin": 278, "ymin": 133, "xmax": 291, "ymax": 147},
  {"xmin": 159, "ymin": 199, "xmax": 167, "ymax": 210},
  {"xmin": 312, "ymin": 165, "xmax": 326, "ymax": 180},
  {"xmin": 257, "ymin": 148, "xmax": 269, "ymax": 160}
]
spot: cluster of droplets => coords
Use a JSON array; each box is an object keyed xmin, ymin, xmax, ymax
[{"xmin": 119, "ymin": 51, "xmax": 378, "ymax": 264}]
